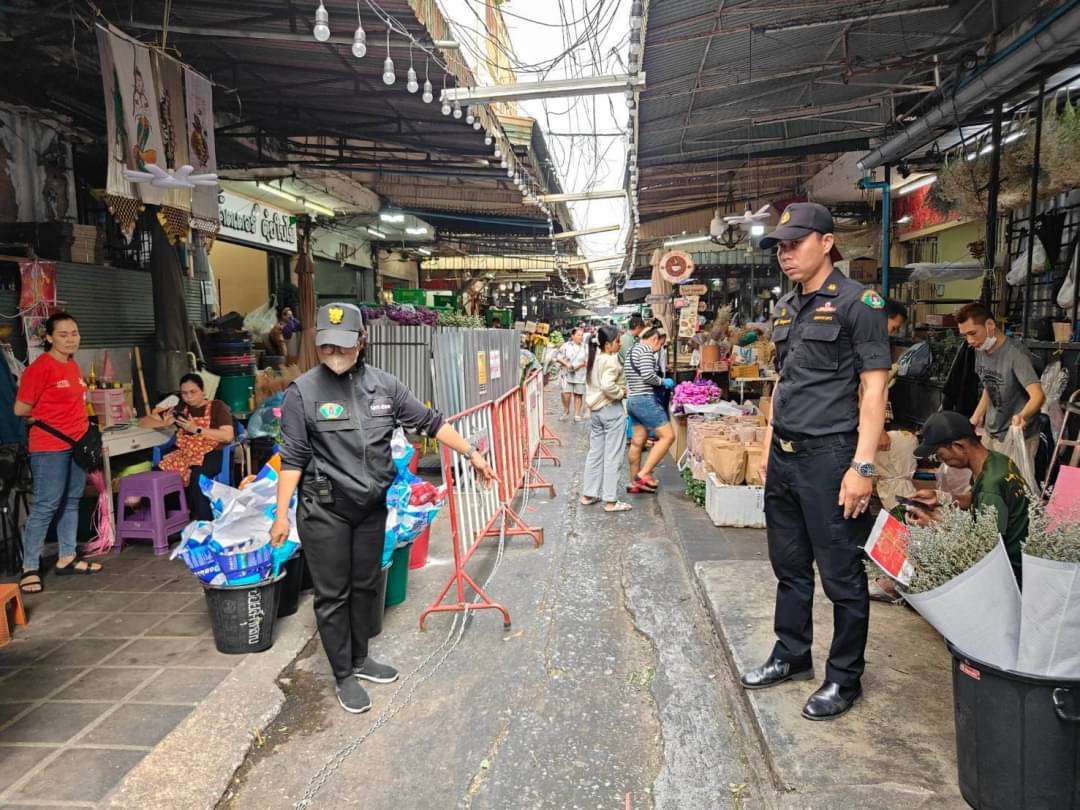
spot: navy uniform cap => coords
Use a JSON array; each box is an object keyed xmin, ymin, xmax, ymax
[
  {"xmin": 315, "ymin": 303, "xmax": 364, "ymax": 347},
  {"xmin": 914, "ymin": 411, "xmax": 978, "ymax": 458},
  {"xmin": 759, "ymin": 203, "xmax": 834, "ymax": 249}
]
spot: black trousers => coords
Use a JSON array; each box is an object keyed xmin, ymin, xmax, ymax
[
  {"xmin": 186, "ymin": 450, "xmax": 223, "ymax": 522},
  {"xmin": 299, "ymin": 496, "xmax": 387, "ymax": 682},
  {"xmin": 764, "ymin": 434, "xmax": 871, "ymax": 687}
]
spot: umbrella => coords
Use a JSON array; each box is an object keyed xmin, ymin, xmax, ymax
[
  {"xmin": 296, "ymin": 232, "xmax": 319, "ymax": 372},
  {"xmin": 649, "ymin": 248, "xmax": 673, "ymax": 337}
]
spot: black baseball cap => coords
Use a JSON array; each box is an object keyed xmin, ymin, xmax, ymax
[
  {"xmin": 914, "ymin": 411, "xmax": 978, "ymax": 458},
  {"xmin": 315, "ymin": 302, "xmax": 364, "ymax": 348},
  {"xmin": 759, "ymin": 202, "xmax": 834, "ymax": 249}
]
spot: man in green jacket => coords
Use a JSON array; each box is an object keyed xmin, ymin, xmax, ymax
[{"xmin": 908, "ymin": 410, "xmax": 1029, "ymax": 585}]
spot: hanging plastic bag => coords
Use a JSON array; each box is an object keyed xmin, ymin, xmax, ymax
[
  {"xmin": 897, "ymin": 342, "xmax": 932, "ymax": 377},
  {"xmin": 243, "ymin": 295, "xmax": 278, "ymax": 341},
  {"xmin": 1040, "ymin": 360, "xmax": 1069, "ymax": 439},
  {"xmin": 1002, "ymin": 425, "xmax": 1040, "ymax": 495},
  {"xmin": 1007, "ymin": 236, "xmax": 1048, "ymax": 286},
  {"xmin": 1058, "ymin": 259, "xmax": 1078, "ymax": 310},
  {"xmin": 383, "ymin": 428, "xmax": 447, "ymax": 566}
]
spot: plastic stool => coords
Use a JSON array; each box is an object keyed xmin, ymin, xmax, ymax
[
  {"xmin": 0, "ymin": 584, "xmax": 27, "ymax": 647},
  {"xmin": 116, "ymin": 471, "xmax": 190, "ymax": 556}
]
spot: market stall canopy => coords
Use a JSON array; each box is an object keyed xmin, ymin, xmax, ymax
[{"xmin": 635, "ymin": 0, "xmax": 1040, "ymax": 222}]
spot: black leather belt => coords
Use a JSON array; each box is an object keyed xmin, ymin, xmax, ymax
[{"xmin": 772, "ymin": 432, "xmax": 858, "ymax": 454}]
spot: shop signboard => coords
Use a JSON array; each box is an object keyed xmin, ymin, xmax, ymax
[
  {"xmin": 645, "ymin": 294, "xmax": 669, "ymax": 305},
  {"xmin": 681, "ymin": 284, "xmax": 707, "ymax": 296},
  {"xmin": 659, "ymin": 250, "xmax": 695, "ymax": 284},
  {"xmin": 218, "ymin": 190, "xmax": 298, "ymax": 253}
]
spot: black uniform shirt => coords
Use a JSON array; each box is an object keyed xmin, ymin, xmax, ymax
[
  {"xmin": 280, "ymin": 363, "xmax": 444, "ymax": 511},
  {"xmin": 771, "ymin": 268, "xmax": 890, "ymax": 439}
]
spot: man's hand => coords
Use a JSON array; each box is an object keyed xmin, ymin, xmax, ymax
[
  {"xmin": 759, "ymin": 450, "xmax": 770, "ymax": 486},
  {"xmin": 269, "ymin": 516, "xmax": 290, "ymax": 547},
  {"xmin": 970, "ymin": 411, "xmax": 985, "ymax": 428},
  {"xmin": 877, "ymin": 431, "xmax": 892, "ymax": 451},
  {"xmin": 470, "ymin": 452, "xmax": 498, "ymax": 487},
  {"xmin": 1011, "ymin": 413, "xmax": 1027, "ymax": 429},
  {"xmin": 839, "ymin": 468, "xmax": 873, "ymax": 519}
]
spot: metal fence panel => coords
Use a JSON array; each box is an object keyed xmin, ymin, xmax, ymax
[{"xmin": 365, "ymin": 319, "xmax": 434, "ymax": 405}]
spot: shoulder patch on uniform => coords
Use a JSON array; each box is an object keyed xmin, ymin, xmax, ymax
[
  {"xmin": 318, "ymin": 402, "xmax": 346, "ymax": 420},
  {"xmin": 826, "ymin": 282, "xmax": 838, "ymax": 292},
  {"xmin": 861, "ymin": 290, "xmax": 885, "ymax": 309}
]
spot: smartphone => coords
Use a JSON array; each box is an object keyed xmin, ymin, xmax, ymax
[{"xmin": 897, "ymin": 496, "xmax": 933, "ymax": 513}]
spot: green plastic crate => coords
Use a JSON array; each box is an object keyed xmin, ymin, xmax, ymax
[{"xmin": 392, "ymin": 288, "xmax": 427, "ymax": 306}]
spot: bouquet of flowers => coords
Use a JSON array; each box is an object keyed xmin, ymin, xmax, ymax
[{"xmin": 671, "ymin": 380, "xmax": 723, "ymax": 413}]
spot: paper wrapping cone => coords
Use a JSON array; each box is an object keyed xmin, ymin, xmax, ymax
[
  {"xmin": 1017, "ymin": 554, "xmax": 1080, "ymax": 677},
  {"xmin": 904, "ymin": 540, "xmax": 1021, "ymax": 671}
]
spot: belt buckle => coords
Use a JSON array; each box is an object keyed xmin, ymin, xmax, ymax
[{"xmin": 780, "ymin": 439, "xmax": 795, "ymax": 453}]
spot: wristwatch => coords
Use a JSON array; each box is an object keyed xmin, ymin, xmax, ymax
[
  {"xmin": 464, "ymin": 444, "xmax": 479, "ymax": 458},
  {"xmin": 850, "ymin": 460, "xmax": 875, "ymax": 478},
  {"xmin": 196, "ymin": 427, "xmax": 204, "ymax": 436}
]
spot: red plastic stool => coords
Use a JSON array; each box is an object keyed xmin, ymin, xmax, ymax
[{"xmin": 0, "ymin": 583, "xmax": 27, "ymax": 647}]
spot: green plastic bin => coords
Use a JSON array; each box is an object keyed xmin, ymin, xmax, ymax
[
  {"xmin": 385, "ymin": 545, "xmax": 410, "ymax": 607},
  {"xmin": 391, "ymin": 288, "xmax": 426, "ymax": 306}
]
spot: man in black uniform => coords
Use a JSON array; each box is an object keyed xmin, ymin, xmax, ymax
[
  {"xmin": 270, "ymin": 303, "xmax": 496, "ymax": 713},
  {"xmin": 740, "ymin": 203, "xmax": 891, "ymax": 720}
]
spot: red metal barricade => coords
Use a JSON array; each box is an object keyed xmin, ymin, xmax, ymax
[
  {"xmin": 419, "ymin": 381, "xmax": 547, "ymax": 630},
  {"xmin": 530, "ymin": 371, "xmax": 562, "ymax": 465}
]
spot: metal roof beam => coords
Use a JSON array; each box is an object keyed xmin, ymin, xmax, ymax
[{"xmin": 444, "ymin": 73, "xmax": 645, "ymax": 105}]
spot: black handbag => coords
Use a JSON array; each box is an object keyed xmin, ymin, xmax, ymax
[{"xmin": 31, "ymin": 421, "xmax": 103, "ymax": 470}]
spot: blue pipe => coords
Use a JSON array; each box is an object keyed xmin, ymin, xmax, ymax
[{"xmin": 858, "ymin": 174, "xmax": 891, "ymax": 297}]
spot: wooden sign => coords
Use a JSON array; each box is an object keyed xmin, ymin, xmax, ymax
[
  {"xmin": 659, "ymin": 250, "xmax": 695, "ymax": 284},
  {"xmin": 645, "ymin": 294, "xmax": 669, "ymax": 305},
  {"xmin": 681, "ymin": 284, "xmax": 707, "ymax": 296}
]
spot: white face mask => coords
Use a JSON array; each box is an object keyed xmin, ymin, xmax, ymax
[
  {"xmin": 321, "ymin": 348, "xmax": 359, "ymax": 375},
  {"xmin": 977, "ymin": 324, "xmax": 997, "ymax": 353}
]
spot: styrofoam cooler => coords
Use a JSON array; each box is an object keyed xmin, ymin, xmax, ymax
[{"xmin": 705, "ymin": 473, "xmax": 766, "ymax": 528}]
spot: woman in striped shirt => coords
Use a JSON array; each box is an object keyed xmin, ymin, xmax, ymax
[{"xmin": 625, "ymin": 327, "xmax": 674, "ymax": 493}]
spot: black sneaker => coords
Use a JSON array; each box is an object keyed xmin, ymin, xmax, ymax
[
  {"xmin": 335, "ymin": 677, "xmax": 372, "ymax": 713},
  {"xmin": 353, "ymin": 657, "xmax": 400, "ymax": 684}
]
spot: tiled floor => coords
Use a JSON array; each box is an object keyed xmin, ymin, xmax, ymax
[{"xmin": 0, "ymin": 545, "xmax": 242, "ymax": 808}]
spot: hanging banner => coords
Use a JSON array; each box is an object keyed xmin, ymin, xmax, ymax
[
  {"xmin": 95, "ymin": 25, "xmax": 135, "ymax": 201},
  {"xmin": 19, "ymin": 261, "xmax": 57, "ymax": 310},
  {"xmin": 151, "ymin": 52, "xmax": 191, "ymax": 207},
  {"xmin": 217, "ymin": 190, "xmax": 297, "ymax": 253},
  {"xmin": 185, "ymin": 67, "xmax": 219, "ymax": 232},
  {"xmin": 118, "ymin": 35, "xmax": 165, "ymax": 207}
]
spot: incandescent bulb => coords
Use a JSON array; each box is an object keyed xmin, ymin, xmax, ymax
[
  {"xmin": 313, "ymin": 1, "xmax": 330, "ymax": 42},
  {"xmin": 441, "ymin": 100, "xmax": 452, "ymax": 115},
  {"xmin": 422, "ymin": 79, "xmax": 433, "ymax": 103},
  {"xmin": 452, "ymin": 100, "xmax": 462, "ymax": 119},
  {"xmin": 382, "ymin": 57, "xmax": 395, "ymax": 85},
  {"xmin": 406, "ymin": 67, "xmax": 418, "ymax": 93},
  {"xmin": 351, "ymin": 27, "xmax": 367, "ymax": 58}
]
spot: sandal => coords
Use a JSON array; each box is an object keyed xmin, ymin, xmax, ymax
[
  {"xmin": 635, "ymin": 475, "xmax": 659, "ymax": 491},
  {"xmin": 55, "ymin": 557, "xmax": 102, "ymax": 576},
  {"xmin": 604, "ymin": 501, "xmax": 633, "ymax": 512},
  {"xmin": 580, "ymin": 496, "xmax": 600, "ymax": 506},
  {"xmin": 626, "ymin": 483, "xmax": 655, "ymax": 495},
  {"xmin": 19, "ymin": 570, "xmax": 42, "ymax": 594}
]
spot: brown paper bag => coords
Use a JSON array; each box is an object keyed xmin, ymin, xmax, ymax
[
  {"xmin": 745, "ymin": 446, "xmax": 764, "ymax": 485},
  {"xmin": 759, "ymin": 396, "xmax": 772, "ymax": 424},
  {"xmin": 703, "ymin": 438, "xmax": 747, "ymax": 485}
]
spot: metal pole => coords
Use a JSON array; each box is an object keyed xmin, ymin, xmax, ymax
[
  {"xmin": 985, "ymin": 102, "xmax": 1003, "ymax": 275},
  {"xmin": 1023, "ymin": 80, "xmax": 1045, "ymax": 339},
  {"xmin": 882, "ymin": 165, "xmax": 892, "ymax": 297}
]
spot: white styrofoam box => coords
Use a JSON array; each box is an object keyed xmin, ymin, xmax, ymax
[{"xmin": 705, "ymin": 473, "xmax": 766, "ymax": 528}]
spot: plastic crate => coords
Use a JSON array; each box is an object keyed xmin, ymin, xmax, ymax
[
  {"xmin": 392, "ymin": 288, "xmax": 427, "ymax": 306},
  {"xmin": 705, "ymin": 473, "xmax": 766, "ymax": 528}
]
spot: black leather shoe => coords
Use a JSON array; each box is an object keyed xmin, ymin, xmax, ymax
[
  {"xmin": 740, "ymin": 658, "xmax": 815, "ymax": 690},
  {"xmin": 801, "ymin": 681, "xmax": 862, "ymax": 720}
]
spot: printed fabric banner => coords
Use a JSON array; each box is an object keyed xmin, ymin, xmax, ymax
[
  {"xmin": 151, "ymin": 50, "xmax": 190, "ymax": 211},
  {"xmin": 125, "ymin": 36, "xmax": 165, "ymax": 206},
  {"xmin": 185, "ymin": 67, "xmax": 219, "ymax": 232},
  {"xmin": 95, "ymin": 25, "xmax": 135, "ymax": 200}
]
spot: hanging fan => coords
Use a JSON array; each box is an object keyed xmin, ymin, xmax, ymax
[
  {"xmin": 123, "ymin": 164, "xmax": 219, "ymax": 189},
  {"xmin": 723, "ymin": 203, "xmax": 771, "ymax": 225}
]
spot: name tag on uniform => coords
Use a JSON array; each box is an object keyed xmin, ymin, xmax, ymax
[
  {"xmin": 812, "ymin": 314, "xmax": 836, "ymax": 322},
  {"xmin": 368, "ymin": 397, "xmax": 393, "ymax": 417},
  {"xmin": 317, "ymin": 401, "xmax": 348, "ymax": 421},
  {"xmin": 774, "ymin": 317, "xmax": 792, "ymax": 326}
]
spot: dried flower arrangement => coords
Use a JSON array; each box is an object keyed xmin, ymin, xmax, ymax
[
  {"xmin": 900, "ymin": 503, "xmax": 1001, "ymax": 594},
  {"xmin": 1026, "ymin": 500, "xmax": 1080, "ymax": 563}
]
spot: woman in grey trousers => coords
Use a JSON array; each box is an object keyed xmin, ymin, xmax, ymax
[{"xmin": 580, "ymin": 324, "xmax": 632, "ymax": 512}]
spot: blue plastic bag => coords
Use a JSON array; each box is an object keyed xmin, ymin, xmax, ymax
[{"xmin": 382, "ymin": 429, "xmax": 446, "ymax": 566}]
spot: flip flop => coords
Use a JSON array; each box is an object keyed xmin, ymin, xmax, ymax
[
  {"xmin": 580, "ymin": 496, "xmax": 600, "ymax": 506},
  {"xmin": 626, "ymin": 483, "xmax": 655, "ymax": 495},
  {"xmin": 54, "ymin": 557, "xmax": 102, "ymax": 576},
  {"xmin": 635, "ymin": 475, "xmax": 659, "ymax": 491},
  {"xmin": 19, "ymin": 570, "xmax": 42, "ymax": 594},
  {"xmin": 604, "ymin": 501, "xmax": 633, "ymax": 512}
]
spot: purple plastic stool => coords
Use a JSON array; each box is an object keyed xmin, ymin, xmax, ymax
[{"xmin": 115, "ymin": 471, "xmax": 190, "ymax": 556}]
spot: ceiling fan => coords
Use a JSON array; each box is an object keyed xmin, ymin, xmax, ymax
[
  {"xmin": 123, "ymin": 164, "xmax": 219, "ymax": 189},
  {"xmin": 723, "ymin": 203, "xmax": 772, "ymax": 225}
]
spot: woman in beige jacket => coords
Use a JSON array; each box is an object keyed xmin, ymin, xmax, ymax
[{"xmin": 581, "ymin": 324, "xmax": 632, "ymax": 512}]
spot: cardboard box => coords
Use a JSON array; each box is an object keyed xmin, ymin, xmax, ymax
[
  {"xmin": 706, "ymin": 474, "xmax": 766, "ymax": 528},
  {"xmin": 730, "ymin": 363, "xmax": 760, "ymax": 379},
  {"xmin": 669, "ymin": 413, "xmax": 688, "ymax": 462},
  {"xmin": 924, "ymin": 313, "xmax": 957, "ymax": 328},
  {"xmin": 847, "ymin": 257, "xmax": 878, "ymax": 283}
]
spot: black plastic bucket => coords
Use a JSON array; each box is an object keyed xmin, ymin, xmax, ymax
[
  {"xmin": 203, "ymin": 574, "xmax": 284, "ymax": 654},
  {"xmin": 276, "ymin": 553, "xmax": 305, "ymax": 618},
  {"xmin": 950, "ymin": 643, "xmax": 1080, "ymax": 809}
]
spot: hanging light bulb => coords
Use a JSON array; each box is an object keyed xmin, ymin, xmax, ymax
[
  {"xmin": 494, "ymin": 145, "xmax": 501, "ymax": 159},
  {"xmin": 484, "ymin": 132, "xmax": 493, "ymax": 146},
  {"xmin": 313, "ymin": 1, "xmax": 331, "ymax": 42},
  {"xmin": 381, "ymin": 31, "xmax": 395, "ymax": 85},
  {"xmin": 452, "ymin": 100, "xmax": 463, "ymax": 119},
  {"xmin": 500, "ymin": 157, "xmax": 508, "ymax": 169},
  {"xmin": 441, "ymin": 98, "xmax": 452, "ymax": 116},
  {"xmin": 351, "ymin": 25, "xmax": 367, "ymax": 58},
  {"xmin": 422, "ymin": 79, "xmax": 433, "ymax": 103},
  {"xmin": 473, "ymin": 118, "xmax": 483, "ymax": 131},
  {"xmin": 465, "ymin": 107, "xmax": 475, "ymax": 125},
  {"xmin": 406, "ymin": 67, "xmax": 418, "ymax": 93}
]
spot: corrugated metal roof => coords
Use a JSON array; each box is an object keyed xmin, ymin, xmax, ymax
[{"xmin": 636, "ymin": 0, "xmax": 1044, "ymax": 218}]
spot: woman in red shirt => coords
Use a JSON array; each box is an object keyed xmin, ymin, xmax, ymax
[{"xmin": 15, "ymin": 312, "xmax": 102, "ymax": 592}]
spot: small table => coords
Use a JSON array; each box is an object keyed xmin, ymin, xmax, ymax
[
  {"xmin": 101, "ymin": 425, "xmax": 174, "ymax": 548},
  {"xmin": 731, "ymin": 375, "xmax": 778, "ymax": 404}
]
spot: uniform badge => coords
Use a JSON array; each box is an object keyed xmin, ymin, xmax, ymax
[
  {"xmin": 815, "ymin": 302, "xmax": 836, "ymax": 313},
  {"xmin": 318, "ymin": 402, "xmax": 346, "ymax": 420},
  {"xmin": 826, "ymin": 283, "xmax": 838, "ymax": 292},
  {"xmin": 862, "ymin": 290, "xmax": 885, "ymax": 309},
  {"xmin": 328, "ymin": 306, "xmax": 345, "ymax": 325},
  {"xmin": 779, "ymin": 210, "xmax": 792, "ymax": 224}
]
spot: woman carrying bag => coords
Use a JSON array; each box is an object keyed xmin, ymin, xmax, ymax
[
  {"xmin": 580, "ymin": 325, "xmax": 632, "ymax": 512},
  {"xmin": 15, "ymin": 312, "xmax": 101, "ymax": 593}
]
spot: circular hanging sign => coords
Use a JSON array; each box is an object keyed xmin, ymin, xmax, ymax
[{"xmin": 659, "ymin": 250, "xmax": 695, "ymax": 284}]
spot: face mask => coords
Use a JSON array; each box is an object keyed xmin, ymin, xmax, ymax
[
  {"xmin": 322, "ymin": 349, "xmax": 359, "ymax": 375},
  {"xmin": 977, "ymin": 325, "xmax": 997, "ymax": 353}
]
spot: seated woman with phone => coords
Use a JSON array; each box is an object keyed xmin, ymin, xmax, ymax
[{"xmin": 140, "ymin": 373, "xmax": 234, "ymax": 520}]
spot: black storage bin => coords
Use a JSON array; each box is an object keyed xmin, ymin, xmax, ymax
[
  {"xmin": 950, "ymin": 644, "xmax": 1080, "ymax": 809},
  {"xmin": 277, "ymin": 552, "xmax": 304, "ymax": 618},
  {"xmin": 203, "ymin": 574, "xmax": 283, "ymax": 654}
]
